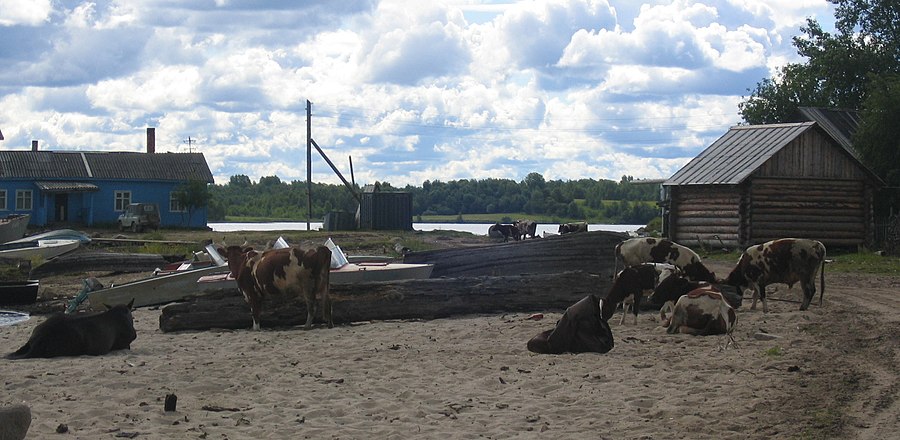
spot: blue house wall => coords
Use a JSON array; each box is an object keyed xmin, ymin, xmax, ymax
[{"xmin": 0, "ymin": 178, "xmax": 208, "ymax": 228}]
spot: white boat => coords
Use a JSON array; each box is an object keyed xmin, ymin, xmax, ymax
[
  {"xmin": 0, "ymin": 238, "xmax": 81, "ymax": 260},
  {"xmin": 0, "ymin": 214, "xmax": 30, "ymax": 244},
  {"xmin": 87, "ymin": 245, "xmax": 230, "ymax": 309}
]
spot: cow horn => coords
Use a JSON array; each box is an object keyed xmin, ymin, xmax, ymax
[{"xmin": 241, "ymin": 240, "xmax": 250, "ymax": 247}]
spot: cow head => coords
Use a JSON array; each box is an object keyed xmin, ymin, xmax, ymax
[
  {"xmin": 683, "ymin": 261, "xmax": 716, "ymax": 283},
  {"xmin": 217, "ymin": 245, "xmax": 257, "ymax": 277}
]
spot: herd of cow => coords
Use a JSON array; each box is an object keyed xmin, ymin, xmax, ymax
[
  {"xmin": 5, "ymin": 234, "xmax": 825, "ymax": 359},
  {"xmin": 606, "ymin": 237, "xmax": 826, "ymax": 339},
  {"xmin": 488, "ymin": 220, "xmax": 589, "ymax": 241}
]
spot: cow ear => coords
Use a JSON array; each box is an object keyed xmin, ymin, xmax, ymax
[
  {"xmin": 126, "ymin": 298, "xmax": 135, "ymax": 310},
  {"xmin": 102, "ymin": 303, "xmax": 111, "ymax": 310}
]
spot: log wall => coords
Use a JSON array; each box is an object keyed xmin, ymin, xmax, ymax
[{"xmin": 669, "ymin": 185, "xmax": 742, "ymax": 248}]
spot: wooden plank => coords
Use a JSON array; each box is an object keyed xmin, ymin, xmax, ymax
[
  {"xmin": 675, "ymin": 217, "xmax": 740, "ymax": 227},
  {"xmin": 159, "ymin": 271, "xmax": 608, "ymax": 332}
]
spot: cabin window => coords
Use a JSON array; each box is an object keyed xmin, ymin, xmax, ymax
[
  {"xmin": 115, "ymin": 191, "xmax": 131, "ymax": 211},
  {"xmin": 170, "ymin": 192, "xmax": 186, "ymax": 212},
  {"xmin": 0, "ymin": 190, "xmax": 6, "ymax": 210},
  {"xmin": 15, "ymin": 190, "xmax": 32, "ymax": 210}
]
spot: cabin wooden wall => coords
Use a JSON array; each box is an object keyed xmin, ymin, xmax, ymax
[
  {"xmin": 748, "ymin": 178, "xmax": 872, "ymax": 247},
  {"xmin": 755, "ymin": 128, "xmax": 869, "ymax": 180},
  {"xmin": 668, "ymin": 185, "xmax": 743, "ymax": 248}
]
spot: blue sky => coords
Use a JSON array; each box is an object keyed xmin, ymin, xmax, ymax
[{"xmin": 0, "ymin": 0, "xmax": 835, "ymax": 187}]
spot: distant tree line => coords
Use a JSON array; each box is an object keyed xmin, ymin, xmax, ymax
[{"xmin": 207, "ymin": 172, "xmax": 661, "ymax": 224}]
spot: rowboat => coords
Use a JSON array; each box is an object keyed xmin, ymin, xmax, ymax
[
  {"xmin": 6, "ymin": 228, "xmax": 91, "ymax": 245},
  {"xmin": 87, "ymin": 245, "xmax": 229, "ymax": 309},
  {"xmin": 0, "ymin": 214, "xmax": 30, "ymax": 244},
  {"xmin": 0, "ymin": 239, "xmax": 81, "ymax": 260},
  {"xmin": 0, "ymin": 280, "xmax": 39, "ymax": 305}
]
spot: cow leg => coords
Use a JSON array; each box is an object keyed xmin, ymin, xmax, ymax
[
  {"xmin": 660, "ymin": 301, "xmax": 675, "ymax": 325},
  {"xmin": 304, "ymin": 295, "xmax": 315, "ymax": 329},
  {"xmin": 799, "ymin": 281, "xmax": 814, "ymax": 311},
  {"xmin": 758, "ymin": 286, "xmax": 768, "ymax": 313}
]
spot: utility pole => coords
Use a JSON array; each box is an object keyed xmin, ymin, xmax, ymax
[{"xmin": 306, "ymin": 100, "xmax": 312, "ymax": 231}]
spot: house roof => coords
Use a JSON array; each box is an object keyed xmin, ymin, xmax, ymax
[
  {"xmin": 794, "ymin": 107, "xmax": 860, "ymax": 156},
  {"xmin": 0, "ymin": 151, "xmax": 214, "ymax": 183},
  {"xmin": 664, "ymin": 121, "xmax": 883, "ymax": 187},
  {"xmin": 664, "ymin": 122, "xmax": 816, "ymax": 186}
]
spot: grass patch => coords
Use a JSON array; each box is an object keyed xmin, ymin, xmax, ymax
[{"xmin": 765, "ymin": 346, "xmax": 784, "ymax": 357}]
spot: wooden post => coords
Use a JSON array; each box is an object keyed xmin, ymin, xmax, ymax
[{"xmin": 306, "ymin": 100, "xmax": 312, "ymax": 231}]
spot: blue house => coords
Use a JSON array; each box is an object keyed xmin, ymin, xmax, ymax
[{"xmin": 0, "ymin": 130, "xmax": 214, "ymax": 229}]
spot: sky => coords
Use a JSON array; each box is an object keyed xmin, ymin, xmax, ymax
[{"xmin": 0, "ymin": 0, "xmax": 836, "ymax": 187}]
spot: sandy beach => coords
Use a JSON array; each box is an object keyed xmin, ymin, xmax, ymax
[{"xmin": 2, "ymin": 260, "xmax": 898, "ymax": 439}]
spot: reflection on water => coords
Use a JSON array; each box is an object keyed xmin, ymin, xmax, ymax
[{"xmin": 209, "ymin": 222, "xmax": 643, "ymax": 236}]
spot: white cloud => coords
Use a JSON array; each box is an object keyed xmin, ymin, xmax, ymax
[{"xmin": 0, "ymin": 0, "xmax": 52, "ymax": 26}]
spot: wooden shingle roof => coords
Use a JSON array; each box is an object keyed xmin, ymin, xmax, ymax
[{"xmin": 0, "ymin": 151, "xmax": 213, "ymax": 182}]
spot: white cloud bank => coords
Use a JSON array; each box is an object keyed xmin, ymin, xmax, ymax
[{"xmin": 0, "ymin": 0, "xmax": 834, "ymax": 186}]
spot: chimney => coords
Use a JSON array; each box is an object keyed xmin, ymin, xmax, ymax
[
  {"xmin": 146, "ymin": 127, "xmax": 156, "ymax": 154},
  {"xmin": 32, "ymin": 140, "xmax": 38, "ymax": 151}
]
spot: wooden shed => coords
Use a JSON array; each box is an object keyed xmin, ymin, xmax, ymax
[{"xmin": 662, "ymin": 121, "xmax": 883, "ymax": 248}]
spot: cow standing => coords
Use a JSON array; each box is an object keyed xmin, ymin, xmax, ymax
[
  {"xmin": 614, "ymin": 237, "xmax": 716, "ymax": 283},
  {"xmin": 219, "ymin": 245, "xmax": 332, "ymax": 330},
  {"xmin": 725, "ymin": 238, "xmax": 826, "ymax": 312},
  {"xmin": 488, "ymin": 223, "xmax": 520, "ymax": 242},
  {"xmin": 660, "ymin": 285, "xmax": 738, "ymax": 336},
  {"xmin": 515, "ymin": 219, "xmax": 538, "ymax": 239},
  {"xmin": 603, "ymin": 264, "xmax": 660, "ymax": 325},
  {"xmin": 8, "ymin": 300, "xmax": 136, "ymax": 359}
]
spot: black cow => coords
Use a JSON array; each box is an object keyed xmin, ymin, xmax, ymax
[
  {"xmin": 488, "ymin": 223, "xmax": 520, "ymax": 242},
  {"xmin": 7, "ymin": 300, "xmax": 136, "ymax": 359},
  {"xmin": 558, "ymin": 222, "xmax": 588, "ymax": 234}
]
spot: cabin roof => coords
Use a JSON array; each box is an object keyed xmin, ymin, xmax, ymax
[
  {"xmin": 664, "ymin": 122, "xmax": 815, "ymax": 186},
  {"xmin": 0, "ymin": 151, "xmax": 214, "ymax": 182}
]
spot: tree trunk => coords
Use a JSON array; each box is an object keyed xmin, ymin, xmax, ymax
[{"xmin": 159, "ymin": 271, "xmax": 609, "ymax": 332}]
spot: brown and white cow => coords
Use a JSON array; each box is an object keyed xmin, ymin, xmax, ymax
[
  {"xmin": 725, "ymin": 238, "xmax": 826, "ymax": 312},
  {"xmin": 614, "ymin": 237, "xmax": 716, "ymax": 283},
  {"xmin": 558, "ymin": 222, "xmax": 588, "ymax": 234},
  {"xmin": 660, "ymin": 285, "xmax": 738, "ymax": 336},
  {"xmin": 219, "ymin": 244, "xmax": 332, "ymax": 330},
  {"xmin": 515, "ymin": 219, "xmax": 538, "ymax": 239}
]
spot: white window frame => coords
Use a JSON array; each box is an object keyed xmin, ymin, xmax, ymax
[
  {"xmin": 115, "ymin": 191, "xmax": 131, "ymax": 211},
  {"xmin": 15, "ymin": 189, "xmax": 32, "ymax": 210},
  {"xmin": 170, "ymin": 191, "xmax": 186, "ymax": 213},
  {"xmin": 0, "ymin": 190, "xmax": 6, "ymax": 211}
]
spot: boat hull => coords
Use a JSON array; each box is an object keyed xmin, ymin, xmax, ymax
[
  {"xmin": 0, "ymin": 239, "xmax": 81, "ymax": 260},
  {"xmin": 197, "ymin": 263, "xmax": 435, "ymax": 292},
  {"xmin": 88, "ymin": 265, "xmax": 230, "ymax": 309},
  {"xmin": 0, "ymin": 280, "xmax": 39, "ymax": 305},
  {"xmin": 0, "ymin": 214, "xmax": 30, "ymax": 244}
]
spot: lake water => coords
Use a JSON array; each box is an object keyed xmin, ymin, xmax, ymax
[{"xmin": 209, "ymin": 221, "xmax": 644, "ymax": 236}]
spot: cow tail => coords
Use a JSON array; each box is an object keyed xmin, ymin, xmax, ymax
[{"xmin": 819, "ymin": 258, "xmax": 826, "ymax": 306}]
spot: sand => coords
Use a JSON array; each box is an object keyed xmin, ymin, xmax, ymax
[{"xmin": 2, "ymin": 262, "xmax": 899, "ymax": 439}]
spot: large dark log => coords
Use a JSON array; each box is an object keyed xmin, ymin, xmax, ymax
[
  {"xmin": 158, "ymin": 271, "xmax": 608, "ymax": 332},
  {"xmin": 674, "ymin": 217, "xmax": 740, "ymax": 227},
  {"xmin": 401, "ymin": 230, "xmax": 626, "ymax": 278}
]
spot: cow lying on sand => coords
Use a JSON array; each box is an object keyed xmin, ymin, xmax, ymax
[
  {"xmin": 8, "ymin": 300, "xmax": 136, "ymax": 359},
  {"xmin": 219, "ymin": 244, "xmax": 332, "ymax": 330},
  {"xmin": 615, "ymin": 237, "xmax": 716, "ymax": 283},
  {"xmin": 725, "ymin": 238, "xmax": 826, "ymax": 312},
  {"xmin": 558, "ymin": 222, "xmax": 588, "ymax": 234},
  {"xmin": 660, "ymin": 285, "xmax": 738, "ymax": 337}
]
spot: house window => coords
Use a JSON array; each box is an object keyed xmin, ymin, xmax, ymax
[
  {"xmin": 115, "ymin": 191, "xmax": 131, "ymax": 211},
  {"xmin": 15, "ymin": 190, "xmax": 32, "ymax": 210},
  {"xmin": 170, "ymin": 192, "xmax": 186, "ymax": 212},
  {"xmin": 0, "ymin": 190, "xmax": 6, "ymax": 210}
]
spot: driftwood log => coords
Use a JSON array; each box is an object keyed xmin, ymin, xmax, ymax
[
  {"xmin": 402, "ymin": 230, "xmax": 626, "ymax": 278},
  {"xmin": 159, "ymin": 271, "xmax": 610, "ymax": 332}
]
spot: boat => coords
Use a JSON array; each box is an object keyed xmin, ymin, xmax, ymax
[
  {"xmin": 0, "ymin": 239, "xmax": 81, "ymax": 260},
  {"xmin": 0, "ymin": 280, "xmax": 40, "ymax": 305},
  {"xmin": 7, "ymin": 228, "xmax": 91, "ymax": 245},
  {"xmin": 0, "ymin": 310, "xmax": 31, "ymax": 327},
  {"xmin": 87, "ymin": 244, "xmax": 230, "ymax": 309},
  {"xmin": 196, "ymin": 238, "xmax": 434, "ymax": 291},
  {"xmin": 0, "ymin": 214, "xmax": 30, "ymax": 244}
]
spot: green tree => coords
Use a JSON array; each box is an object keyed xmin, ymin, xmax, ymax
[{"xmin": 174, "ymin": 179, "xmax": 212, "ymax": 226}]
